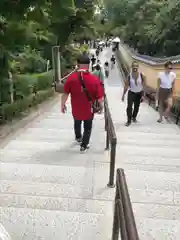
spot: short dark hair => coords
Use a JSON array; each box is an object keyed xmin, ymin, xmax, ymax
[
  {"xmin": 164, "ymin": 61, "xmax": 172, "ymax": 68},
  {"xmin": 95, "ymin": 64, "xmax": 101, "ymax": 71},
  {"xmin": 77, "ymin": 54, "xmax": 90, "ymax": 64}
]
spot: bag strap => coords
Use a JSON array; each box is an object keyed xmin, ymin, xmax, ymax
[{"xmin": 78, "ymin": 71, "xmax": 92, "ymax": 102}]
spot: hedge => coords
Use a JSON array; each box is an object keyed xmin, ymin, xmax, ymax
[
  {"xmin": 13, "ymin": 70, "xmax": 53, "ymax": 100},
  {"xmin": 1, "ymin": 89, "xmax": 54, "ymax": 124}
]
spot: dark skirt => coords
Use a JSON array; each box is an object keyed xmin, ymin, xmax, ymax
[{"xmin": 158, "ymin": 88, "xmax": 172, "ymax": 103}]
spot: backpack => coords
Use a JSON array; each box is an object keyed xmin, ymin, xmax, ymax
[{"xmin": 128, "ymin": 72, "xmax": 145, "ymax": 87}]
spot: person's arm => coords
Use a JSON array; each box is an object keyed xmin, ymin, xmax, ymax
[
  {"xmin": 61, "ymin": 93, "xmax": 68, "ymax": 112},
  {"xmin": 141, "ymin": 73, "xmax": 147, "ymax": 97},
  {"xmin": 156, "ymin": 77, "xmax": 161, "ymax": 100},
  {"xmin": 61, "ymin": 75, "xmax": 72, "ymax": 112},
  {"xmin": 94, "ymin": 77, "xmax": 104, "ymax": 110},
  {"xmin": 172, "ymin": 75, "xmax": 176, "ymax": 99},
  {"xmin": 122, "ymin": 78, "xmax": 129, "ymax": 101}
]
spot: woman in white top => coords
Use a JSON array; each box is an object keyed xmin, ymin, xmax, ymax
[
  {"xmin": 122, "ymin": 61, "xmax": 146, "ymax": 126},
  {"xmin": 157, "ymin": 61, "xmax": 176, "ymax": 123}
]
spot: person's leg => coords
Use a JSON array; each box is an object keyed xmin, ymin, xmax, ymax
[
  {"xmin": 126, "ymin": 91, "xmax": 134, "ymax": 126},
  {"xmin": 157, "ymin": 100, "xmax": 164, "ymax": 122},
  {"xmin": 74, "ymin": 119, "xmax": 82, "ymax": 141},
  {"xmin": 132, "ymin": 92, "xmax": 142, "ymax": 122},
  {"xmin": 81, "ymin": 118, "xmax": 93, "ymax": 150},
  {"xmin": 164, "ymin": 97, "xmax": 173, "ymax": 119}
]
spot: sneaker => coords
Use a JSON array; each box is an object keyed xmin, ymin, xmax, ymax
[
  {"xmin": 125, "ymin": 121, "xmax": 131, "ymax": 127},
  {"xmin": 157, "ymin": 119, "xmax": 162, "ymax": 123},
  {"xmin": 132, "ymin": 118, "xmax": 137, "ymax": 123},
  {"xmin": 80, "ymin": 146, "xmax": 88, "ymax": 153},
  {"xmin": 76, "ymin": 138, "xmax": 82, "ymax": 144}
]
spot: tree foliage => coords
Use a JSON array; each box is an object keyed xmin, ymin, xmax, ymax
[
  {"xmin": 104, "ymin": 0, "xmax": 180, "ymax": 56},
  {"xmin": 0, "ymin": 0, "xmax": 100, "ymax": 106}
]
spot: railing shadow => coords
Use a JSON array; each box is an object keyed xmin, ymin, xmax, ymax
[{"xmin": 112, "ymin": 168, "xmax": 139, "ymax": 240}]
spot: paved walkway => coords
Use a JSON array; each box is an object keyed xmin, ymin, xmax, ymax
[{"xmin": 0, "ymin": 48, "xmax": 180, "ymax": 239}]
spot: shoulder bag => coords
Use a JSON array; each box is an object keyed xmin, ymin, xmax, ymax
[{"xmin": 78, "ymin": 71, "xmax": 102, "ymax": 114}]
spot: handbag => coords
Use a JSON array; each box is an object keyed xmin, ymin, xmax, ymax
[{"xmin": 78, "ymin": 71, "xmax": 102, "ymax": 113}]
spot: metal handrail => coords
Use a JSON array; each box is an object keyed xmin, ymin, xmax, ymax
[
  {"xmin": 116, "ymin": 49, "xmax": 180, "ymax": 125},
  {"xmin": 112, "ymin": 168, "xmax": 139, "ymax": 240},
  {"xmin": 104, "ymin": 93, "xmax": 117, "ymax": 188}
]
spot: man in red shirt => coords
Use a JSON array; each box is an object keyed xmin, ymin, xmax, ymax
[{"xmin": 61, "ymin": 54, "xmax": 104, "ymax": 152}]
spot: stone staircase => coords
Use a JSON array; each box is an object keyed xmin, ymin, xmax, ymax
[
  {"xmin": 0, "ymin": 99, "xmax": 114, "ymax": 239},
  {"xmin": 1, "ymin": 48, "xmax": 180, "ymax": 239}
]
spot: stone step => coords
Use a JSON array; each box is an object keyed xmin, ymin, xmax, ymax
[
  {"xmin": 1, "ymin": 206, "xmax": 112, "ymax": 240},
  {"xmin": 0, "ymin": 163, "xmax": 94, "ymax": 185},
  {"xmin": 117, "ymin": 145, "xmax": 180, "ymax": 158},
  {"xmin": 0, "ymin": 193, "xmax": 113, "ymax": 215},
  {"xmin": 125, "ymin": 169, "xmax": 180, "ymax": 192},
  {"xmin": 116, "ymin": 131, "xmax": 180, "ymax": 141},
  {"xmin": 0, "ymin": 180, "xmax": 93, "ymax": 199},
  {"xmin": 0, "ymin": 223, "xmax": 12, "ymax": 240},
  {"xmin": 0, "ymin": 146, "xmax": 107, "ymax": 165},
  {"xmin": 115, "ymin": 125, "xmax": 180, "ymax": 134},
  {"xmin": 120, "ymin": 162, "xmax": 180, "ymax": 173},
  {"xmin": 118, "ymin": 138, "xmax": 180, "ymax": 147},
  {"xmin": 136, "ymin": 217, "xmax": 180, "ymax": 239},
  {"xmin": 133, "ymin": 203, "xmax": 180, "ymax": 221},
  {"xmin": 95, "ymin": 157, "xmax": 180, "ymax": 173}
]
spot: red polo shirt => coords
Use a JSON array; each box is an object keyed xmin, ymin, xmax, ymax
[{"xmin": 64, "ymin": 69, "xmax": 103, "ymax": 120}]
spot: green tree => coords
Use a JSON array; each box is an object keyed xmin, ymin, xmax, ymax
[{"xmin": 103, "ymin": 0, "xmax": 180, "ymax": 56}]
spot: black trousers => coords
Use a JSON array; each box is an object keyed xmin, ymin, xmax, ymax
[
  {"xmin": 74, "ymin": 118, "xmax": 93, "ymax": 147},
  {"xmin": 127, "ymin": 90, "xmax": 143, "ymax": 122}
]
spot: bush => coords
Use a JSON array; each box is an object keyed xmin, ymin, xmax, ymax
[
  {"xmin": 1, "ymin": 89, "xmax": 54, "ymax": 123},
  {"xmin": 36, "ymin": 71, "xmax": 53, "ymax": 91},
  {"xmin": 13, "ymin": 74, "xmax": 37, "ymax": 100},
  {"xmin": 13, "ymin": 71, "xmax": 53, "ymax": 100},
  {"xmin": 1, "ymin": 78, "xmax": 11, "ymax": 103},
  {"xmin": 11, "ymin": 47, "xmax": 47, "ymax": 74}
]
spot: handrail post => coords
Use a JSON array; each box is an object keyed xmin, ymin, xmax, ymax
[{"xmin": 107, "ymin": 139, "xmax": 117, "ymax": 188}]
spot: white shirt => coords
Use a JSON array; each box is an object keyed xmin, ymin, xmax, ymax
[
  {"xmin": 129, "ymin": 72, "xmax": 143, "ymax": 93},
  {"xmin": 158, "ymin": 71, "xmax": 176, "ymax": 89},
  {"xmin": 104, "ymin": 66, "xmax": 109, "ymax": 71}
]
